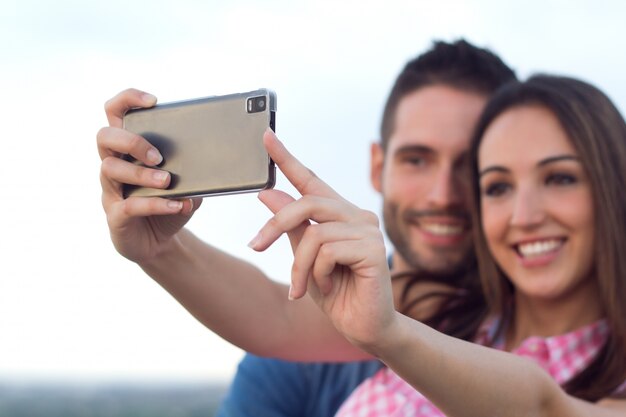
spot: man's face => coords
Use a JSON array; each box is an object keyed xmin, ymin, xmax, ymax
[{"xmin": 371, "ymin": 85, "xmax": 488, "ymax": 275}]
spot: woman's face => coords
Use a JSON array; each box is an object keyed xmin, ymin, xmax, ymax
[{"xmin": 478, "ymin": 105, "xmax": 595, "ymax": 302}]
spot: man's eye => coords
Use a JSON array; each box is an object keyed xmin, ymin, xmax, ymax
[
  {"xmin": 403, "ymin": 156, "xmax": 425, "ymax": 166},
  {"xmin": 483, "ymin": 182, "xmax": 510, "ymax": 197}
]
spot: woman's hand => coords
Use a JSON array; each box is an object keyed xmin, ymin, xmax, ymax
[
  {"xmin": 97, "ymin": 89, "xmax": 200, "ymax": 264},
  {"xmin": 249, "ymin": 130, "xmax": 398, "ymax": 351}
]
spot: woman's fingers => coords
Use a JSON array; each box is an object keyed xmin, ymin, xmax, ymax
[
  {"xmin": 290, "ymin": 222, "xmax": 354, "ymax": 298},
  {"xmin": 100, "ymin": 155, "xmax": 171, "ymax": 211},
  {"xmin": 312, "ymin": 238, "xmax": 386, "ymax": 286},
  {"xmin": 106, "ymin": 197, "xmax": 185, "ymax": 227},
  {"xmin": 288, "ymin": 219, "xmax": 382, "ymax": 300},
  {"xmin": 104, "ymin": 88, "xmax": 157, "ymax": 128},
  {"xmin": 253, "ymin": 129, "xmax": 360, "ymax": 251},
  {"xmin": 249, "ymin": 195, "xmax": 354, "ymax": 252},
  {"xmin": 263, "ymin": 129, "xmax": 345, "ymax": 201},
  {"xmin": 258, "ymin": 189, "xmax": 309, "ymax": 253},
  {"xmin": 292, "ymin": 237, "xmax": 386, "ymax": 302},
  {"xmin": 188, "ymin": 197, "xmax": 203, "ymax": 216},
  {"xmin": 101, "ymin": 156, "xmax": 171, "ymax": 190},
  {"xmin": 97, "ymin": 126, "xmax": 163, "ymax": 165},
  {"xmin": 258, "ymin": 130, "xmax": 387, "ymax": 303},
  {"xmin": 257, "ymin": 189, "xmax": 297, "ymax": 214}
]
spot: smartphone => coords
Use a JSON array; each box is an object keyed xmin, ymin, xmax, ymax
[{"xmin": 122, "ymin": 88, "xmax": 276, "ymax": 198}]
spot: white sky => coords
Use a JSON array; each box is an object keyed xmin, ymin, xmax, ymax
[{"xmin": 1, "ymin": 0, "xmax": 625, "ymax": 384}]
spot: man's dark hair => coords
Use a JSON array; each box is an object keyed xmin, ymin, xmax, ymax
[{"xmin": 380, "ymin": 39, "xmax": 516, "ymax": 149}]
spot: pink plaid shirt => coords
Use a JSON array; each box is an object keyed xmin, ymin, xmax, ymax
[{"xmin": 336, "ymin": 319, "xmax": 620, "ymax": 417}]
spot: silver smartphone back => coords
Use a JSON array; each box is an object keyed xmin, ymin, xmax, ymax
[{"xmin": 122, "ymin": 88, "xmax": 276, "ymax": 198}]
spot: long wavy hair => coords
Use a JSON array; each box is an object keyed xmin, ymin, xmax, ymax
[{"xmin": 467, "ymin": 75, "xmax": 626, "ymax": 401}]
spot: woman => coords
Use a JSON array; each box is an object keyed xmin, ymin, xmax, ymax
[{"xmin": 247, "ymin": 75, "xmax": 626, "ymax": 415}]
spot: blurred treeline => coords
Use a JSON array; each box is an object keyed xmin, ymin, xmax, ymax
[{"xmin": 0, "ymin": 382, "xmax": 227, "ymax": 417}]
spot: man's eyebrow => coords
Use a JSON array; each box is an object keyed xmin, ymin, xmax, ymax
[{"xmin": 393, "ymin": 144, "xmax": 435, "ymax": 154}]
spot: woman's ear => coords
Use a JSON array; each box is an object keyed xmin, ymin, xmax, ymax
[{"xmin": 370, "ymin": 142, "xmax": 384, "ymax": 193}]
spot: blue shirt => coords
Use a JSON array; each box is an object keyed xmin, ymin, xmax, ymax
[{"xmin": 216, "ymin": 354, "xmax": 382, "ymax": 417}]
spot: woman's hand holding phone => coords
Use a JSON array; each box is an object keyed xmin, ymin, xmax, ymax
[{"xmin": 97, "ymin": 88, "xmax": 200, "ymax": 265}]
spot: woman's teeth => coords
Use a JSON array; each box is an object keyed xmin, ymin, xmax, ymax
[{"xmin": 517, "ymin": 239, "xmax": 563, "ymax": 257}]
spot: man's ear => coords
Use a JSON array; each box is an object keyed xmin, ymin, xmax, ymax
[{"xmin": 370, "ymin": 142, "xmax": 384, "ymax": 193}]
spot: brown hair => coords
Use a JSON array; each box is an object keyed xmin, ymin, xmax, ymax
[
  {"xmin": 396, "ymin": 266, "xmax": 488, "ymax": 343},
  {"xmin": 380, "ymin": 39, "xmax": 516, "ymax": 151},
  {"xmin": 468, "ymin": 74, "xmax": 626, "ymax": 401}
]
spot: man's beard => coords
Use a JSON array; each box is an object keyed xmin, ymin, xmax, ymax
[{"xmin": 383, "ymin": 201, "xmax": 474, "ymax": 278}]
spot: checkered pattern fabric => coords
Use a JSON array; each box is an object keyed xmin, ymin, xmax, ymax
[
  {"xmin": 504, "ymin": 320, "xmax": 608, "ymax": 384},
  {"xmin": 336, "ymin": 319, "xmax": 611, "ymax": 417}
]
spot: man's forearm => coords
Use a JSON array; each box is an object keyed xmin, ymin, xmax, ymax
[
  {"xmin": 139, "ymin": 228, "xmax": 293, "ymax": 353},
  {"xmin": 138, "ymin": 228, "xmax": 363, "ymax": 361}
]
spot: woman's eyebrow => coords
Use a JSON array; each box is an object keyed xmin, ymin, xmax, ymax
[
  {"xmin": 479, "ymin": 166, "xmax": 508, "ymax": 178},
  {"xmin": 537, "ymin": 154, "xmax": 580, "ymax": 166},
  {"xmin": 479, "ymin": 155, "xmax": 580, "ymax": 178}
]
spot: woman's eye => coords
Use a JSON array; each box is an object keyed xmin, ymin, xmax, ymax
[
  {"xmin": 483, "ymin": 182, "xmax": 510, "ymax": 197},
  {"xmin": 546, "ymin": 173, "xmax": 577, "ymax": 186}
]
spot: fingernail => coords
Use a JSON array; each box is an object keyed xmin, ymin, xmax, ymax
[
  {"xmin": 147, "ymin": 148, "xmax": 163, "ymax": 165},
  {"xmin": 167, "ymin": 200, "xmax": 183, "ymax": 210},
  {"xmin": 265, "ymin": 127, "xmax": 278, "ymax": 140},
  {"xmin": 247, "ymin": 232, "xmax": 262, "ymax": 249},
  {"xmin": 143, "ymin": 93, "xmax": 157, "ymax": 105},
  {"xmin": 153, "ymin": 170, "xmax": 169, "ymax": 183},
  {"xmin": 288, "ymin": 285, "xmax": 295, "ymax": 301}
]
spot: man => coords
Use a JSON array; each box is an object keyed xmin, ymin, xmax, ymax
[{"xmin": 215, "ymin": 39, "xmax": 516, "ymax": 416}]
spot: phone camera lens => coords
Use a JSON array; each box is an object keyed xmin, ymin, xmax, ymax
[{"xmin": 247, "ymin": 96, "xmax": 267, "ymax": 113}]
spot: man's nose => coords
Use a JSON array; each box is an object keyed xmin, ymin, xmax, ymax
[{"xmin": 427, "ymin": 167, "xmax": 464, "ymax": 208}]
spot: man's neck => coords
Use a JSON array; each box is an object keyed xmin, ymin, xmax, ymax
[{"xmin": 389, "ymin": 251, "xmax": 413, "ymax": 275}]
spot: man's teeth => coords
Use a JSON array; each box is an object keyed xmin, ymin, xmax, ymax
[
  {"xmin": 422, "ymin": 223, "xmax": 464, "ymax": 236},
  {"xmin": 517, "ymin": 240, "xmax": 562, "ymax": 257}
]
